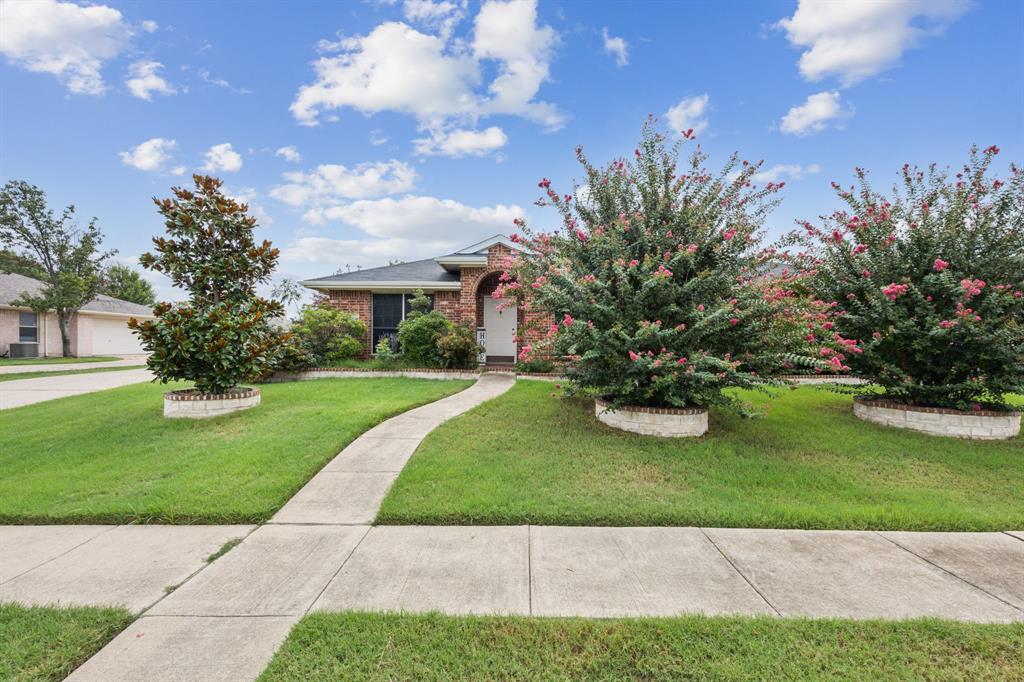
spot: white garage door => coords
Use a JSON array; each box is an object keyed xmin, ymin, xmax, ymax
[{"xmin": 91, "ymin": 317, "xmax": 144, "ymax": 355}]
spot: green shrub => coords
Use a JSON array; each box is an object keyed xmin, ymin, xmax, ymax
[
  {"xmin": 398, "ymin": 290, "xmax": 453, "ymax": 366},
  {"xmin": 290, "ymin": 305, "xmax": 367, "ymax": 365},
  {"xmin": 436, "ymin": 325, "xmax": 482, "ymax": 369},
  {"xmin": 374, "ymin": 336, "xmax": 402, "ymax": 366},
  {"xmin": 515, "ymin": 358, "xmax": 555, "ymax": 374},
  {"xmin": 788, "ymin": 145, "xmax": 1024, "ymax": 410}
]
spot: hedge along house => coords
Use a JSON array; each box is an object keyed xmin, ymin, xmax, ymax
[{"xmin": 302, "ymin": 235, "xmax": 548, "ymax": 364}]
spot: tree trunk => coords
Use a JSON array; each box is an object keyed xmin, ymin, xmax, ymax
[{"xmin": 57, "ymin": 313, "xmax": 71, "ymax": 357}]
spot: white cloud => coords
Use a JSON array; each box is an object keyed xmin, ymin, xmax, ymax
[
  {"xmin": 403, "ymin": 0, "xmax": 466, "ymax": 41},
  {"xmin": 369, "ymin": 129, "xmax": 389, "ymax": 146},
  {"xmin": 198, "ymin": 68, "xmax": 230, "ymax": 88},
  {"xmin": 751, "ymin": 163, "xmax": 821, "ymax": 183},
  {"xmin": 270, "ymin": 160, "xmax": 417, "ymax": 206},
  {"xmin": 171, "ymin": 165, "xmax": 186, "ymax": 176},
  {"xmin": 200, "ymin": 143, "xmax": 243, "ymax": 173},
  {"xmin": 472, "ymin": 0, "xmax": 562, "ymax": 128},
  {"xmin": 283, "ymin": 236, "xmax": 453, "ymax": 267},
  {"xmin": 291, "ymin": 22, "xmax": 478, "ymax": 126},
  {"xmin": 665, "ymin": 94, "xmax": 709, "ymax": 137},
  {"xmin": 119, "ymin": 137, "xmax": 177, "ymax": 172},
  {"xmin": 779, "ymin": 91, "xmax": 851, "ymax": 136},
  {"xmin": 413, "ymin": 126, "xmax": 507, "ymax": 157},
  {"xmin": 291, "ymin": 0, "xmax": 562, "ymax": 134},
  {"xmin": 0, "ymin": 0, "xmax": 132, "ymax": 95},
  {"xmin": 601, "ymin": 28, "xmax": 628, "ymax": 67},
  {"xmin": 776, "ymin": 0, "xmax": 969, "ymax": 86},
  {"xmin": 125, "ymin": 60, "xmax": 176, "ymax": 100},
  {"xmin": 304, "ymin": 196, "xmax": 523, "ymax": 239},
  {"xmin": 141, "ymin": 20, "xmax": 158, "ymax": 33},
  {"xmin": 275, "ymin": 145, "xmax": 302, "ymax": 163},
  {"xmin": 282, "ymin": 195, "xmax": 524, "ymax": 265}
]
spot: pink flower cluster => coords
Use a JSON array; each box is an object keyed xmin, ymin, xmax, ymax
[
  {"xmin": 933, "ymin": 258, "xmax": 949, "ymax": 272},
  {"xmin": 653, "ymin": 264, "xmax": 673, "ymax": 279},
  {"xmin": 960, "ymin": 278, "xmax": 985, "ymax": 299},
  {"xmin": 881, "ymin": 283, "xmax": 909, "ymax": 301}
]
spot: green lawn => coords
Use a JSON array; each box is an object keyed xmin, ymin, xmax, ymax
[
  {"xmin": 0, "ymin": 356, "xmax": 117, "ymax": 366},
  {"xmin": 0, "ymin": 603, "xmax": 132, "ymax": 682},
  {"xmin": 0, "ymin": 365, "xmax": 145, "ymax": 382},
  {"xmin": 0, "ymin": 378, "xmax": 471, "ymax": 524},
  {"xmin": 378, "ymin": 381, "xmax": 1024, "ymax": 530},
  {"xmin": 259, "ymin": 612, "xmax": 1024, "ymax": 681}
]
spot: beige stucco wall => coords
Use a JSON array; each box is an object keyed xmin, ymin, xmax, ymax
[{"xmin": 0, "ymin": 307, "xmax": 93, "ymax": 357}]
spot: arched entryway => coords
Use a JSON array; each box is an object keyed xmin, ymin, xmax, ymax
[{"xmin": 475, "ymin": 272, "xmax": 518, "ymax": 364}]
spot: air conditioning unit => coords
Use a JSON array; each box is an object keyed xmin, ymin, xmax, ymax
[{"xmin": 9, "ymin": 343, "xmax": 39, "ymax": 359}]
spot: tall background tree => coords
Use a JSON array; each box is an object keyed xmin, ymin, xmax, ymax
[
  {"xmin": 101, "ymin": 264, "xmax": 156, "ymax": 306},
  {"xmin": 0, "ymin": 181, "xmax": 114, "ymax": 356},
  {"xmin": 0, "ymin": 248, "xmax": 46, "ymax": 279},
  {"xmin": 130, "ymin": 175, "xmax": 286, "ymax": 394},
  {"xmin": 271, "ymin": 277, "xmax": 306, "ymax": 318}
]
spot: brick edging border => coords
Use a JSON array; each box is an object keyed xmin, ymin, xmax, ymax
[
  {"xmin": 164, "ymin": 387, "xmax": 261, "ymax": 401},
  {"xmin": 853, "ymin": 396, "xmax": 1020, "ymax": 418},
  {"xmin": 594, "ymin": 398, "xmax": 707, "ymax": 416},
  {"xmin": 268, "ymin": 368, "xmax": 566, "ymax": 382}
]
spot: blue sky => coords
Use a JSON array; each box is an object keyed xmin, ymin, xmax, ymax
[{"xmin": 2, "ymin": 0, "xmax": 1022, "ymax": 300}]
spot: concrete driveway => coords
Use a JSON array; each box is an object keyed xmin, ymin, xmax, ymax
[
  {"xmin": 0, "ymin": 355, "xmax": 148, "ymax": 375},
  {"xmin": 0, "ymin": 368, "xmax": 154, "ymax": 410}
]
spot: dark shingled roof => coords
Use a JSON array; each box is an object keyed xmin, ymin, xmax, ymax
[
  {"xmin": 0, "ymin": 272, "xmax": 155, "ymax": 316},
  {"xmin": 306, "ymin": 258, "xmax": 459, "ymax": 284}
]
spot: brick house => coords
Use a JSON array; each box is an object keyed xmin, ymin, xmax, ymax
[{"xmin": 302, "ymin": 235, "xmax": 548, "ymax": 364}]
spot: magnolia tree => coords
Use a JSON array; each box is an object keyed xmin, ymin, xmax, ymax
[
  {"xmin": 129, "ymin": 175, "xmax": 286, "ymax": 394},
  {"xmin": 785, "ymin": 146, "xmax": 1024, "ymax": 410},
  {"xmin": 500, "ymin": 120, "xmax": 850, "ymax": 412}
]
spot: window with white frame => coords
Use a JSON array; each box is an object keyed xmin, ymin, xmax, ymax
[{"xmin": 19, "ymin": 311, "xmax": 38, "ymax": 343}]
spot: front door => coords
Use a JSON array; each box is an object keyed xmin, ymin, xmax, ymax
[{"xmin": 483, "ymin": 296, "xmax": 517, "ymax": 362}]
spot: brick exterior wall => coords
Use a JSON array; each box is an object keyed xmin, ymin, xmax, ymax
[
  {"xmin": 325, "ymin": 289, "xmax": 373, "ymax": 356},
  {"xmin": 434, "ymin": 290, "xmax": 462, "ymax": 325}
]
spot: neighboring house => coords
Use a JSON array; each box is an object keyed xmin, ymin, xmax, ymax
[
  {"xmin": 302, "ymin": 235, "xmax": 547, "ymax": 363},
  {"xmin": 0, "ymin": 272, "xmax": 155, "ymax": 357}
]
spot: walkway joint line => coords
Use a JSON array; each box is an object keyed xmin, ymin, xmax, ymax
[
  {"xmin": 1002, "ymin": 531, "xmax": 1024, "ymax": 545},
  {"xmin": 0, "ymin": 524, "xmax": 121, "ymax": 586},
  {"xmin": 305, "ymin": 525, "xmax": 372, "ymax": 616},
  {"xmin": 527, "ymin": 524, "xmax": 533, "ymax": 616},
  {"xmin": 698, "ymin": 527, "xmax": 781, "ymax": 616},
  {"xmin": 873, "ymin": 531, "xmax": 1024, "ymax": 616}
]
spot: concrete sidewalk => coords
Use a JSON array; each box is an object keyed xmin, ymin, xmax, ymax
[
  {"xmin": 0, "ymin": 524, "xmax": 254, "ymax": 612},
  {"xmin": 0, "ymin": 367, "xmax": 153, "ymax": 409},
  {"xmin": 49, "ymin": 524, "xmax": 1024, "ymax": 681},
  {"xmin": 0, "ymin": 356, "xmax": 147, "ymax": 375}
]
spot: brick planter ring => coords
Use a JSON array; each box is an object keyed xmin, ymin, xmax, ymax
[
  {"xmin": 595, "ymin": 399, "xmax": 708, "ymax": 438},
  {"xmin": 853, "ymin": 397, "xmax": 1021, "ymax": 440},
  {"xmin": 164, "ymin": 387, "xmax": 261, "ymax": 419}
]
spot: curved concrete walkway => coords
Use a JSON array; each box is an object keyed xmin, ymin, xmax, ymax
[
  {"xmin": 1, "ymin": 374, "xmax": 1022, "ymax": 681},
  {"xmin": 0, "ymin": 368, "xmax": 153, "ymax": 410}
]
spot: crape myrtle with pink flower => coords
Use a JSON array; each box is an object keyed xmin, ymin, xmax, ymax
[
  {"xmin": 785, "ymin": 145, "xmax": 1024, "ymax": 411},
  {"xmin": 500, "ymin": 119, "xmax": 850, "ymax": 414}
]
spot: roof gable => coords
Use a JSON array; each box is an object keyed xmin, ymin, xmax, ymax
[{"xmin": 452, "ymin": 234, "xmax": 522, "ymax": 255}]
